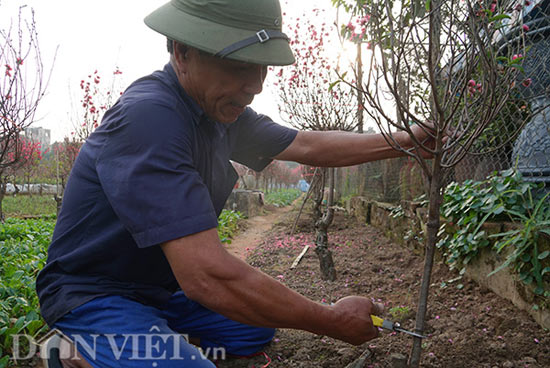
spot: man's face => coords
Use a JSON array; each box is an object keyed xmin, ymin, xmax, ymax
[{"xmin": 178, "ymin": 47, "xmax": 268, "ymax": 123}]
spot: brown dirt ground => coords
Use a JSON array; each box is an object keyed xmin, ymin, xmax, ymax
[{"xmin": 219, "ymin": 202, "xmax": 550, "ymax": 368}]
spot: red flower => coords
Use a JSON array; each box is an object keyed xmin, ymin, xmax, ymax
[{"xmin": 522, "ymin": 78, "xmax": 532, "ymax": 87}]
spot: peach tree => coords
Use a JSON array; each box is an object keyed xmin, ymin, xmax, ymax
[{"xmin": 331, "ymin": 0, "xmax": 543, "ymax": 365}]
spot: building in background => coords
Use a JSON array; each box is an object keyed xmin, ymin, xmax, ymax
[{"xmin": 24, "ymin": 126, "xmax": 51, "ymax": 150}]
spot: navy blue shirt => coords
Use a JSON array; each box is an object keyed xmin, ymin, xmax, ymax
[{"xmin": 36, "ymin": 64, "xmax": 297, "ymax": 326}]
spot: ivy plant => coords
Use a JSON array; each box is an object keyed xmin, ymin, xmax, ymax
[
  {"xmin": 438, "ymin": 169, "xmax": 550, "ymax": 303},
  {"xmin": 489, "ymin": 188, "xmax": 550, "ymax": 297}
]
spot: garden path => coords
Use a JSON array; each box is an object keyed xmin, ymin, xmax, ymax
[{"xmin": 224, "ymin": 203, "xmax": 295, "ymax": 260}]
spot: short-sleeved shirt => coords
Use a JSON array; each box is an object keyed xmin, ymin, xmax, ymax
[{"xmin": 36, "ymin": 64, "xmax": 297, "ymax": 326}]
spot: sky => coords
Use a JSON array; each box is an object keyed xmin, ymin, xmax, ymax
[{"xmin": 1, "ymin": 0, "xmax": 349, "ymax": 143}]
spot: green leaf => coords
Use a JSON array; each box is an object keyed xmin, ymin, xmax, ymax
[
  {"xmin": 501, "ymin": 168, "xmax": 515, "ymax": 177},
  {"xmin": 488, "ymin": 257, "xmax": 513, "ymax": 276},
  {"xmin": 425, "ymin": 0, "xmax": 431, "ymax": 11},
  {"xmin": 538, "ymin": 251, "xmax": 550, "ymax": 260},
  {"xmin": 25, "ymin": 310, "xmax": 39, "ymax": 322},
  {"xmin": 496, "ymin": 56, "xmax": 509, "ymax": 63},
  {"xmin": 533, "ymin": 192, "xmax": 550, "ymax": 216},
  {"xmin": 25, "ymin": 319, "xmax": 44, "ymax": 336},
  {"xmin": 490, "ymin": 229, "xmax": 520, "ymax": 239},
  {"xmin": 542, "ymin": 267, "xmax": 550, "ymax": 276},
  {"xmin": 328, "ymin": 80, "xmax": 342, "ymax": 92},
  {"xmin": 522, "ymin": 275, "xmax": 534, "ymax": 285},
  {"xmin": 493, "ymin": 205, "xmax": 505, "ymax": 215},
  {"xmin": 509, "ymin": 64, "xmax": 526, "ymax": 73},
  {"xmin": 0, "ymin": 355, "xmax": 10, "ymax": 368},
  {"xmin": 488, "ymin": 14, "xmax": 512, "ymax": 22}
]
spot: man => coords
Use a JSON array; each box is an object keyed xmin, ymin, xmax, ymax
[{"xmin": 37, "ymin": 0, "xmax": 433, "ymax": 367}]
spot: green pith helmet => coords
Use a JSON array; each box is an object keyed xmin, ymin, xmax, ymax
[{"xmin": 144, "ymin": 0, "xmax": 295, "ymax": 66}]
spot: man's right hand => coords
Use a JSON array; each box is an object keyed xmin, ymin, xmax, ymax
[{"xmin": 327, "ymin": 296, "xmax": 384, "ymax": 345}]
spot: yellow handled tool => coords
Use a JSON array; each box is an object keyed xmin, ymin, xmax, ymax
[{"xmin": 371, "ymin": 315, "xmax": 427, "ymax": 339}]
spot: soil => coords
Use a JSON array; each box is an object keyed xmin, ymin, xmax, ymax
[{"xmin": 219, "ymin": 202, "xmax": 550, "ymax": 368}]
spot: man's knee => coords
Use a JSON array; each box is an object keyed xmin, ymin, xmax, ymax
[
  {"xmin": 250, "ymin": 327, "xmax": 276, "ymax": 345},
  {"xmin": 210, "ymin": 327, "xmax": 276, "ymax": 357}
]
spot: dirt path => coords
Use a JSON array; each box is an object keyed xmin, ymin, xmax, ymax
[{"xmin": 224, "ymin": 203, "xmax": 297, "ymax": 260}]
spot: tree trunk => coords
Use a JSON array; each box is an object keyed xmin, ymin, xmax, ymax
[
  {"xmin": 356, "ymin": 42, "xmax": 364, "ymax": 134},
  {"xmin": 54, "ymin": 194, "xmax": 63, "ymax": 216},
  {"xmin": 409, "ymin": 168, "xmax": 442, "ymax": 367},
  {"xmin": 312, "ymin": 170, "xmax": 325, "ymax": 224},
  {"xmin": 314, "ymin": 223, "xmax": 336, "ymax": 281},
  {"xmin": 26, "ymin": 174, "xmax": 32, "ymax": 197},
  {"xmin": 0, "ymin": 176, "xmax": 8, "ymax": 222},
  {"xmin": 314, "ymin": 168, "xmax": 336, "ymax": 281},
  {"xmin": 0, "ymin": 185, "xmax": 5, "ymax": 222},
  {"xmin": 410, "ymin": 0, "xmax": 443, "ymax": 364}
]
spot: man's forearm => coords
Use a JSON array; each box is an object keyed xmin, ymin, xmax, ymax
[
  {"xmin": 276, "ymin": 130, "xmax": 411, "ymax": 167},
  {"xmin": 162, "ymin": 229, "xmax": 339, "ymax": 337}
]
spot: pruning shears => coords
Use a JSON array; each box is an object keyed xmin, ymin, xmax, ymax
[{"xmin": 371, "ymin": 315, "xmax": 427, "ymax": 339}]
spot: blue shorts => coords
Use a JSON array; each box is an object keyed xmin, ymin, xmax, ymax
[{"xmin": 53, "ymin": 292, "xmax": 275, "ymax": 367}]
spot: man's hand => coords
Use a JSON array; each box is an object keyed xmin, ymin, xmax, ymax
[
  {"xmin": 407, "ymin": 121, "xmax": 451, "ymax": 159},
  {"xmin": 408, "ymin": 124, "xmax": 436, "ymax": 159},
  {"xmin": 327, "ymin": 296, "xmax": 384, "ymax": 345}
]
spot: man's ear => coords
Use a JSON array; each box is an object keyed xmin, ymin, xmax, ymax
[
  {"xmin": 173, "ymin": 42, "xmax": 189, "ymax": 74},
  {"xmin": 176, "ymin": 43, "xmax": 189, "ymax": 59}
]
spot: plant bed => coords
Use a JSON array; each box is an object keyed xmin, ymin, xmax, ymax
[
  {"xmin": 228, "ymin": 211, "xmax": 550, "ymax": 368},
  {"xmin": 363, "ymin": 198, "xmax": 550, "ymax": 330}
]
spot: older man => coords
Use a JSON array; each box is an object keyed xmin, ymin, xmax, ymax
[{"xmin": 37, "ymin": 0, "xmax": 432, "ymax": 367}]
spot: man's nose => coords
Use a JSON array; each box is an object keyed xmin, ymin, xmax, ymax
[{"xmin": 243, "ymin": 66, "xmax": 267, "ymax": 95}]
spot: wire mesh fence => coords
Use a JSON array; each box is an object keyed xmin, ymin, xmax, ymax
[{"xmin": 338, "ymin": 0, "xmax": 550, "ymax": 204}]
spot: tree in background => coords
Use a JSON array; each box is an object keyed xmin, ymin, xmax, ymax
[
  {"xmin": 264, "ymin": 161, "xmax": 300, "ymax": 191},
  {"xmin": 332, "ymin": 0, "xmax": 544, "ymax": 365},
  {"xmin": 71, "ymin": 68, "xmax": 123, "ymax": 142},
  {"xmin": 0, "ymin": 5, "xmax": 50, "ymax": 220},
  {"xmin": 44, "ymin": 67, "xmax": 123, "ymax": 212},
  {"xmin": 231, "ymin": 161, "xmax": 301, "ymax": 191},
  {"xmin": 12, "ymin": 137, "xmax": 43, "ymax": 195},
  {"xmin": 49, "ymin": 139, "xmax": 81, "ymax": 213},
  {"xmin": 275, "ymin": 8, "xmax": 360, "ymax": 281},
  {"xmin": 0, "ymin": 137, "xmax": 43, "ymax": 218}
]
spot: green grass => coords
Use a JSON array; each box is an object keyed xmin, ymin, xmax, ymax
[
  {"xmin": 0, "ymin": 218, "xmax": 54, "ymax": 366},
  {"xmin": 264, "ymin": 188, "xmax": 301, "ymax": 207},
  {"xmin": 2, "ymin": 195, "xmax": 57, "ymax": 218}
]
